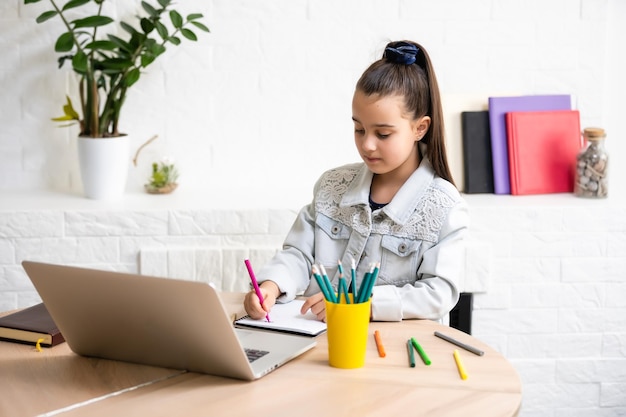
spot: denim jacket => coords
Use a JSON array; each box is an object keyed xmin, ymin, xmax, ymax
[{"xmin": 257, "ymin": 157, "xmax": 469, "ymax": 322}]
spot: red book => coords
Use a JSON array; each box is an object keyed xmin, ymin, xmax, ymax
[
  {"xmin": 506, "ymin": 110, "xmax": 583, "ymax": 195},
  {"xmin": 489, "ymin": 95, "xmax": 572, "ymax": 194}
]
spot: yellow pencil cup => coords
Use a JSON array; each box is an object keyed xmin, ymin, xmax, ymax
[{"xmin": 325, "ymin": 297, "xmax": 371, "ymax": 369}]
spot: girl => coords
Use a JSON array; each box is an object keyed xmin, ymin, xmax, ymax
[{"xmin": 244, "ymin": 40, "xmax": 468, "ymax": 322}]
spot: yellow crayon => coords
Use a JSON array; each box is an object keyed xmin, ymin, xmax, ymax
[{"xmin": 453, "ymin": 349, "xmax": 468, "ymax": 380}]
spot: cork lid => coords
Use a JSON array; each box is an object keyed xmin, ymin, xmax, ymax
[{"xmin": 583, "ymin": 127, "xmax": 606, "ymax": 141}]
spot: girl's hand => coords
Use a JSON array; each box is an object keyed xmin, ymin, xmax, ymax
[
  {"xmin": 300, "ymin": 292, "xmax": 327, "ymax": 322},
  {"xmin": 243, "ymin": 281, "xmax": 279, "ymax": 320}
]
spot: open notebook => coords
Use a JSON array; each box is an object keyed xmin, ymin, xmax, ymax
[{"xmin": 234, "ymin": 299, "xmax": 327, "ymax": 337}]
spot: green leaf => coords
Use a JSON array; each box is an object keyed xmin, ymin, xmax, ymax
[
  {"xmin": 72, "ymin": 15, "xmax": 114, "ymax": 29},
  {"xmin": 187, "ymin": 13, "xmax": 203, "ymax": 21},
  {"xmin": 155, "ymin": 21, "xmax": 168, "ymax": 39},
  {"xmin": 157, "ymin": 0, "xmax": 171, "ymax": 8},
  {"xmin": 168, "ymin": 36, "xmax": 181, "ymax": 45},
  {"xmin": 62, "ymin": 0, "xmax": 90, "ymax": 11},
  {"xmin": 180, "ymin": 28, "xmax": 197, "ymax": 41},
  {"xmin": 84, "ymin": 40, "xmax": 118, "ymax": 51},
  {"xmin": 52, "ymin": 95, "xmax": 81, "ymax": 122},
  {"xmin": 140, "ymin": 17, "xmax": 154, "ymax": 34},
  {"xmin": 62, "ymin": 96, "xmax": 81, "ymax": 120},
  {"xmin": 125, "ymin": 68, "xmax": 141, "ymax": 87},
  {"xmin": 73, "ymin": 29, "xmax": 91, "ymax": 39},
  {"xmin": 107, "ymin": 35, "xmax": 133, "ymax": 53},
  {"xmin": 36, "ymin": 10, "xmax": 58, "ymax": 24},
  {"xmin": 120, "ymin": 21, "xmax": 138, "ymax": 35},
  {"xmin": 191, "ymin": 21, "xmax": 210, "ymax": 33},
  {"xmin": 57, "ymin": 54, "xmax": 73, "ymax": 69},
  {"xmin": 144, "ymin": 37, "xmax": 157, "ymax": 49},
  {"xmin": 52, "ymin": 115, "xmax": 75, "ymax": 121},
  {"xmin": 151, "ymin": 43, "xmax": 166, "ymax": 56},
  {"xmin": 141, "ymin": 54, "xmax": 155, "ymax": 67},
  {"xmin": 127, "ymin": 35, "xmax": 139, "ymax": 51},
  {"xmin": 54, "ymin": 32, "xmax": 74, "ymax": 52},
  {"xmin": 100, "ymin": 58, "xmax": 133, "ymax": 70},
  {"xmin": 72, "ymin": 51, "xmax": 88, "ymax": 73},
  {"xmin": 25, "ymin": 0, "xmax": 42, "ymax": 4},
  {"xmin": 169, "ymin": 10, "xmax": 183, "ymax": 28},
  {"xmin": 141, "ymin": 1, "xmax": 158, "ymax": 17}
]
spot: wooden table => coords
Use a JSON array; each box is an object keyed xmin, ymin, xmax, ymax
[{"xmin": 1, "ymin": 294, "xmax": 521, "ymax": 417}]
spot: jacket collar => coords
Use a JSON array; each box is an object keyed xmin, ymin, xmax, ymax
[{"xmin": 340, "ymin": 155, "xmax": 436, "ymax": 226}]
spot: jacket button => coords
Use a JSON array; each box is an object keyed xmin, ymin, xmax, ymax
[
  {"xmin": 331, "ymin": 225, "xmax": 341, "ymax": 235},
  {"xmin": 398, "ymin": 243, "xmax": 408, "ymax": 253}
]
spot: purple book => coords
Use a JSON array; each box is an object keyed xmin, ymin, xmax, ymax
[{"xmin": 488, "ymin": 95, "xmax": 572, "ymax": 194}]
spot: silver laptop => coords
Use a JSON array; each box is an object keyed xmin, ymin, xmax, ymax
[{"xmin": 22, "ymin": 260, "xmax": 316, "ymax": 381}]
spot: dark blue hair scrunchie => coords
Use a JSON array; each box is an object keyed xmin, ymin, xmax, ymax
[{"xmin": 384, "ymin": 43, "xmax": 420, "ymax": 65}]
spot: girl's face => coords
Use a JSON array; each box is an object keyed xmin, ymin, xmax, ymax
[{"xmin": 352, "ymin": 90, "xmax": 430, "ymax": 180}]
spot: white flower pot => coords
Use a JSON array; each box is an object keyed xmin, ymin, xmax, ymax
[{"xmin": 77, "ymin": 135, "xmax": 130, "ymax": 200}]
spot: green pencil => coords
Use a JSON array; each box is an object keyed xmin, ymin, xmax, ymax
[{"xmin": 411, "ymin": 337, "xmax": 431, "ymax": 366}]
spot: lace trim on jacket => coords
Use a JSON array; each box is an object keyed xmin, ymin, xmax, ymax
[{"xmin": 314, "ymin": 166, "xmax": 455, "ymax": 242}]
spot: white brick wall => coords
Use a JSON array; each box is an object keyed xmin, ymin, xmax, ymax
[
  {"xmin": 2, "ymin": 0, "xmax": 626, "ymax": 415},
  {"xmin": 464, "ymin": 194, "xmax": 626, "ymax": 417}
]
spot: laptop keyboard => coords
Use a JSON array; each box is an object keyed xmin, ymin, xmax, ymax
[{"xmin": 245, "ymin": 348, "xmax": 270, "ymax": 363}]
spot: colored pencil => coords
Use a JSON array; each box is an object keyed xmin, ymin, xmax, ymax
[
  {"xmin": 244, "ymin": 259, "xmax": 270, "ymax": 322},
  {"xmin": 318, "ymin": 264, "xmax": 337, "ymax": 303},
  {"xmin": 312, "ymin": 265, "xmax": 332, "ymax": 301},
  {"xmin": 434, "ymin": 331, "xmax": 484, "ymax": 356},
  {"xmin": 407, "ymin": 339, "xmax": 416, "ymax": 367},
  {"xmin": 316, "ymin": 259, "xmax": 382, "ymax": 304},
  {"xmin": 338, "ymin": 277, "xmax": 351, "ymax": 304},
  {"xmin": 356, "ymin": 263, "xmax": 376, "ymax": 303},
  {"xmin": 374, "ymin": 330, "xmax": 386, "ymax": 357},
  {"xmin": 362, "ymin": 262, "xmax": 379, "ymax": 302},
  {"xmin": 337, "ymin": 259, "xmax": 344, "ymax": 276},
  {"xmin": 453, "ymin": 349, "xmax": 468, "ymax": 380},
  {"xmin": 355, "ymin": 272, "xmax": 370, "ymax": 303},
  {"xmin": 350, "ymin": 257, "xmax": 357, "ymax": 300},
  {"xmin": 411, "ymin": 337, "xmax": 431, "ymax": 365}
]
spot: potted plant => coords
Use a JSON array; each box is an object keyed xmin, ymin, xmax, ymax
[
  {"xmin": 145, "ymin": 158, "xmax": 179, "ymax": 194},
  {"xmin": 24, "ymin": 0, "xmax": 209, "ymax": 199}
]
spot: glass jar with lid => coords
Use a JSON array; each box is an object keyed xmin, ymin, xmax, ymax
[{"xmin": 574, "ymin": 127, "xmax": 608, "ymax": 198}]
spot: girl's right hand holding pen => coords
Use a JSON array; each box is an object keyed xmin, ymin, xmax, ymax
[{"xmin": 243, "ymin": 280, "xmax": 280, "ymax": 320}]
